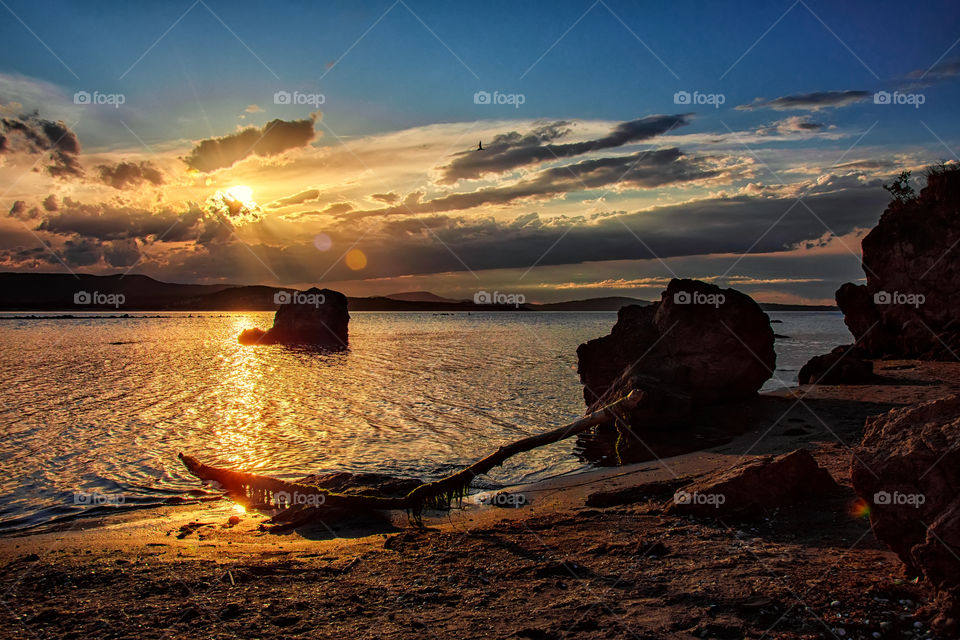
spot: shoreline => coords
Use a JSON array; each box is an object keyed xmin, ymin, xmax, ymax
[{"xmin": 3, "ymin": 360, "xmax": 958, "ymax": 638}]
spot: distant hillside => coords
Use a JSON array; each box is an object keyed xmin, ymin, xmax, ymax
[
  {"xmin": 535, "ymin": 296, "xmax": 651, "ymax": 311},
  {"xmin": 0, "ymin": 273, "xmax": 837, "ymax": 312},
  {"xmin": 0, "ymin": 273, "xmax": 233, "ymax": 310},
  {"xmin": 384, "ymin": 291, "xmax": 464, "ymax": 304},
  {"xmin": 759, "ymin": 302, "xmax": 837, "ymax": 311}
]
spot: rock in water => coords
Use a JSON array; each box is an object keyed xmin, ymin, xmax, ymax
[
  {"xmin": 667, "ymin": 449, "xmax": 839, "ymax": 518},
  {"xmin": 576, "ymin": 279, "xmax": 775, "ymax": 423},
  {"xmin": 851, "ymin": 395, "xmax": 960, "ymax": 636},
  {"xmin": 798, "ymin": 345, "xmax": 874, "ymax": 385},
  {"xmin": 238, "ymin": 287, "xmax": 349, "ymax": 348},
  {"xmin": 836, "ymin": 168, "xmax": 960, "ymax": 359}
]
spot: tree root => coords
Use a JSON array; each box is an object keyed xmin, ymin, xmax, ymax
[{"xmin": 179, "ymin": 389, "xmax": 641, "ymax": 525}]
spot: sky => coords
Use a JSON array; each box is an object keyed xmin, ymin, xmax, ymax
[{"xmin": 1, "ymin": 0, "xmax": 959, "ymax": 304}]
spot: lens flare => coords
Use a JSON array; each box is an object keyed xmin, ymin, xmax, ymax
[
  {"xmin": 313, "ymin": 233, "xmax": 332, "ymax": 251},
  {"xmin": 849, "ymin": 498, "xmax": 871, "ymax": 519},
  {"xmin": 345, "ymin": 248, "xmax": 367, "ymax": 270}
]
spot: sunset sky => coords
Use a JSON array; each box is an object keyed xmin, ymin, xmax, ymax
[{"xmin": 2, "ymin": 0, "xmax": 959, "ymax": 303}]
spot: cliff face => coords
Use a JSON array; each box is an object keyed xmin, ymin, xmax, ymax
[{"xmin": 837, "ymin": 169, "xmax": 960, "ymax": 359}]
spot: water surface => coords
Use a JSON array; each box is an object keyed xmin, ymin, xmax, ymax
[{"xmin": 0, "ymin": 310, "xmax": 848, "ymax": 531}]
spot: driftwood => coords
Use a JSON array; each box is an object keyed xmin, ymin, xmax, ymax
[{"xmin": 179, "ymin": 390, "xmax": 641, "ymax": 523}]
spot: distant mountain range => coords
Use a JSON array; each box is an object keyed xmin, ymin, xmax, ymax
[{"xmin": 0, "ymin": 273, "xmax": 837, "ymax": 312}]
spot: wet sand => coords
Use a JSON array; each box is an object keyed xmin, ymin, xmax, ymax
[{"xmin": 2, "ymin": 360, "xmax": 958, "ymax": 639}]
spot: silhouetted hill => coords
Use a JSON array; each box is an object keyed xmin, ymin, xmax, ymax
[
  {"xmin": 0, "ymin": 273, "xmax": 837, "ymax": 312},
  {"xmin": 536, "ymin": 296, "xmax": 651, "ymax": 311},
  {"xmin": 384, "ymin": 291, "xmax": 464, "ymax": 304},
  {"xmin": 0, "ymin": 273, "xmax": 233, "ymax": 310}
]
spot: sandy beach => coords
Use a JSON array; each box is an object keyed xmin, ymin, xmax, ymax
[{"xmin": 3, "ymin": 360, "xmax": 957, "ymax": 639}]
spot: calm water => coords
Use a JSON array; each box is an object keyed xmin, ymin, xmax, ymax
[{"xmin": 0, "ymin": 310, "xmax": 848, "ymax": 532}]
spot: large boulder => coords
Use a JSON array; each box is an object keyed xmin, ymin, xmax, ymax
[
  {"xmin": 836, "ymin": 168, "xmax": 960, "ymax": 359},
  {"xmin": 238, "ymin": 287, "xmax": 349, "ymax": 348},
  {"xmin": 798, "ymin": 344, "xmax": 874, "ymax": 385},
  {"xmin": 667, "ymin": 449, "xmax": 839, "ymax": 518},
  {"xmin": 576, "ymin": 279, "xmax": 775, "ymax": 424},
  {"xmin": 851, "ymin": 395, "xmax": 960, "ymax": 635}
]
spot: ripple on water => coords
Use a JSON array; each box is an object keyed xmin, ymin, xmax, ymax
[{"xmin": 0, "ymin": 310, "xmax": 849, "ymax": 531}]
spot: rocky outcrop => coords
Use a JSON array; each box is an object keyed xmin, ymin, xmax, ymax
[
  {"xmin": 798, "ymin": 345, "xmax": 874, "ymax": 385},
  {"xmin": 851, "ymin": 395, "xmax": 960, "ymax": 635},
  {"xmin": 667, "ymin": 449, "xmax": 839, "ymax": 518},
  {"xmin": 836, "ymin": 168, "xmax": 960, "ymax": 359},
  {"xmin": 238, "ymin": 287, "xmax": 349, "ymax": 348},
  {"xmin": 576, "ymin": 279, "xmax": 775, "ymax": 425}
]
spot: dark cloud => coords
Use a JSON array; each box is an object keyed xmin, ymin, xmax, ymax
[
  {"xmin": 183, "ymin": 114, "xmax": 319, "ymax": 172},
  {"xmin": 322, "ymin": 202, "xmax": 353, "ymax": 215},
  {"xmin": 757, "ymin": 116, "xmax": 826, "ymax": 136},
  {"xmin": 267, "ymin": 188, "xmax": 320, "ymax": 208},
  {"xmin": 439, "ymin": 115, "xmax": 691, "ymax": 183},
  {"xmin": 34, "ymin": 200, "xmax": 207, "ymax": 243},
  {"xmin": 905, "ymin": 57, "xmax": 960, "ymax": 86},
  {"xmin": 103, "ymin": 239, "xmax": 140, "ymax": 267},
  {"xmin": 348, "ymin": 148, "xmax": 739, "ymax": 219},
  {"xmin": 737, "ymin": 91, "xmax": 870, "ymax": 111},
  {"xmin": 96, "ymin": 161, "xmax": 164, "ymax": 189},
  {"xmin": 62, "ymin": 237, "xmax": 101, "ymax": 266},
  {"xmin": 0, "ymin": 112, "xmax": 83, "ymax": 177},
  {"xmin": 370, "ymin": 192, "xmax": 398, "ymax": 204}
]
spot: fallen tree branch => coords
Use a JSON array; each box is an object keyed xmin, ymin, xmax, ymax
[{"xmin": 179, "ymin": 389, "xmax": 641, "ymax": 522}]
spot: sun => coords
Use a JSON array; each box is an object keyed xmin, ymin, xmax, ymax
[{"xmin": 224, "ymin": 185, "xmax": 256, "ymax": 208}]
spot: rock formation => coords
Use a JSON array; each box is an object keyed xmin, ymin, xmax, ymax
[
  {"xmin": 851, "ymin": 395, "xmax": 960, "ymax": 635},
  {"xmin": 238, "ymin": 287, "xmax": 349, "ymax": 348},
  {"xmin": 835, "ymin": 167, "xmax": 960, "ymax": 359},
  {"xmin": 797, "ymin": 345, "xmax": 874, "ymax": 385},
  {"xmin": 667, "ymin": 449, "xmax": 839, "ymax": 518},
  {"xmin": 576, "ymin": 279, "xmax": 775, "ymax": 425}
]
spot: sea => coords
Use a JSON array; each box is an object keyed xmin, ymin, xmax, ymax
[{"xmin": 0, "ymin": 310, "xmax": 849, "ymax": 532}]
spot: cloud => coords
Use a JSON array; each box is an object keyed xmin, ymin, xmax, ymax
[
  {"xmin": 904, "ymin": 57, "xmax": 960, "ymax": 87},
  {"xmin": 267, "ymin": 188, "xmax": 320, "ymax": 208},
  {"xmin": 737, "ymin": 90, "xmax": 870, "ymax": 111},
  {"xmin": 103, "ymin": 238, "xmax": 140, "ymax": 267},
  {"xmin": 347, "ymin": 147, "xmax": 741, "ymax": 219},
  {"xmin": 31, "ymin": 199, "xmax": 208, "ymax": 243},
  {"xmin": 183, "ymin": 114, "xmax": 319, "ymax": 172},
  {"xmin": 757, "ymin": 116, "xmax": 827, "ymax": 136},
  {"xmin": 370, "ymin": 192, "xmax": 398, "ymax": 204},
  {"xmin": 439, "ymin": 115, "xmax": 691, "ymax": 183},
  {"xmin": 0, "ymin": 111, "xmax": 82, "ymax": 176},
  {"xmin": 245, "ymin": 104, "xmax": 264, "ymax": 113},
  {"xmin": 96, "ymin": 160, "xmax": 165, "ymax": 189}
]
